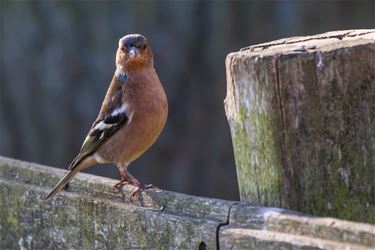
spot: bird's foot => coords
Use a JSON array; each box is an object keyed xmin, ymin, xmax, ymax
[
  {"xmin": 113, "ymin": 180, "xmax": 129, "ymax": 193},
  {"xmin": 129, "ymin": 183, "xmax": 158, "ymax": 201}
]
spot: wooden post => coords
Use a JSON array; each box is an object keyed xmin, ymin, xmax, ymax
[{"xmin": 224, "ymin": 30, "xmax": 375, "ymax": 223}]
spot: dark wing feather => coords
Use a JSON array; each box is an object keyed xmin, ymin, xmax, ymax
[{"xmin": 68, "ymin": 112, "xmax": 128, "ymax": 170}]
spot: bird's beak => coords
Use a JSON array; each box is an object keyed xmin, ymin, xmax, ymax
[{"xmin": 128, "ymin": 47, "xmax": 139, "ymax": 58}]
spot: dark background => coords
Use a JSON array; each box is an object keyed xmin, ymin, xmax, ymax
[{"xmin": 1, "ymin": 1, "xmax": 374, "ymax": 200}]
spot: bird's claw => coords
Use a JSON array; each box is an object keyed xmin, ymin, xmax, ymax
[
  {"xmin": 129, "ymin": 184, "xmax": 158, "ymax": 201},
  {"xmin": 113, "ymin": 181, "xmax": 129, "ymax": 193}
]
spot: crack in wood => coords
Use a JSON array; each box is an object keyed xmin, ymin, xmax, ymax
[
  {"xmin": 216, "ymin": 202, "xmax": 238, "ymax": 250},
  {"xmin": 274, "ymin": 55, "xmax": 289, "ymax": 208}
]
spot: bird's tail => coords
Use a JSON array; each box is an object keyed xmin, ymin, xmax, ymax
[{"xmin": 42, "ymin": 168, "xmax": 80, "ymax": 201}]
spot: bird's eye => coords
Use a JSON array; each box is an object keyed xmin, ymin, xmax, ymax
[
  {"xmin": 121, "ymin": 47, "xmax": 125, "ymax": 52},
  {"xmin": 140, "ymin": 44, "xmax": 147, "ymax": 50}
]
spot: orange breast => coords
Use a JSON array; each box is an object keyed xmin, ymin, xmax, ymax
[{"xmin": 97, "ymin": 68, "xmax": 168, "ymax": 166}]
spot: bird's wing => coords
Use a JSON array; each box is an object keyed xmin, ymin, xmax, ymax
[{"xmin": 68, "ymin": 77, "xmax": 129, "ymax": 170}]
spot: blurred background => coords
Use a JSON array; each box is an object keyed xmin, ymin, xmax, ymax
[{"xmin": 1, "ymin": 1, "xmax": 374, "ymax": 200}]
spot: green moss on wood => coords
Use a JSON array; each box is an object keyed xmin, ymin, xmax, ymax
[{"xmin": 233, "ymin": 105, "xmax": 281, "ymax": 207}]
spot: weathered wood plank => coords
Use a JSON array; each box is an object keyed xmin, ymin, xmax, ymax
[
  {"xmin": 0, "ymin": 157, "xmax": 235, "ymax": 249},
  {"xmin": 220, "ymin": 228, "xmax": 373, "ymax": 250},
  {"xmin": 219, "ymin": 204, "xmax": 375, "ymax": 249},
  {"xmin": 224, "ymin": 29, "xmax": 375, "ymax": 222}
]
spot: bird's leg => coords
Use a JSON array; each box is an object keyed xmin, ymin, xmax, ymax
[
  {"xmin": 125, "ymin": 170, "xmax": 158, "ymax": 201},
  {"xmin": 113, "ymin": 163, "xmax": 129, "ymax": 192}
]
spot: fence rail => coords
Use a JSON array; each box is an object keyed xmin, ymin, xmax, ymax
[{"xmin": 1, "ymin": 157, "xmax": 374, "ymax": 249}]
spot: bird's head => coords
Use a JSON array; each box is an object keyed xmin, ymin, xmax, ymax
[{"xmin": 116, "ymin": 34, "xmax": 153, "ymax": 70}]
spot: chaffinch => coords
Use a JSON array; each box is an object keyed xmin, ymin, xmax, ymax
[{"xmin": 43, "ymin": 34, "xmax": 168, "ymax": 201}]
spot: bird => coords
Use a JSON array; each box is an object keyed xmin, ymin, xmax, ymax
[{"xmin": 43, "ymin": 34, "xmax": 168, "ymax": 201}]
